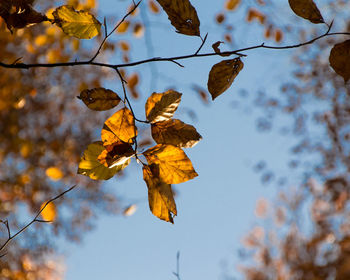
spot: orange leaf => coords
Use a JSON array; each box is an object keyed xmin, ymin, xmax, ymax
[
  {"xmin": 148, "ymin": 0, "xmax": 160, "ymax": 14},
  {"xmin": 225, "ymin": 0, "xmax": 240, "ymax": 11},
  {"xmin": 40, "ymin": 201, "xmax": 57, "ymax": 222},
  {"xmin": 45, "ymin": 167, "xmax": 63, "ymax": 181},
  {"xmin": 329, "ymin": 40, "xmax": 350, "ymax": 83},
  {"xmin": 288, "ymin": 0, "xmax": 324, "ymax": 24}
]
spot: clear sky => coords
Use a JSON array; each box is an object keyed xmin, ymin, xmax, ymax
[{"xmin": 63, "ymin": 1, "xmax": 300, "ymax": 279}]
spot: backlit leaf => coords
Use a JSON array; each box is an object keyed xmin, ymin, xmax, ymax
[
  {"xmin": 207, "ymin": 57, "xmax": 244, "ymax": 100},
  {"xmin": 143, "ymin": 144, "xmax": 198, "ymax": 184},
  {"xmin": 53, "ymin": 5, "xmax": 101, "ymax": 39},
  {"xmin": 145, "ymin": 90, "xmax": 182, "ymax": 123},
  {"xmin": 40, "ymin": 201, "xmax": 56, "ymax": 222},
  {"xmin": 329, "ymin": 40, "xmax": 350, "ymax": 83},
  {"xmin": 98, "ymin": 141, "xmax": 134, "ymax": 168},
  {"xmin": 156, "ymin": 0, "xmax": 200, "ymax": 36},
  {"xmin": 78, "ymin": 88, "xmax": 121, "ymax": 111},
  {"xmin": 45, "ymin": 167, "xmax": 63, "ymax": 181},
  {"xmin": 288, "ymin": 0, "xmax": 324, "ymax": 24},
  {"xmin": 143, "ymin": 164, "xmax": 177, "ymax": 223},
  {"xmin": 151, "ymin": 119, "xmax": 202, "ymax": 148},
  {"xmin": 78, "ymin": 141, "xmax": 129, "ymax": 180},
  {"xmin": 101, "ymin": 108, "xmax": 137, "ymax": 145}
]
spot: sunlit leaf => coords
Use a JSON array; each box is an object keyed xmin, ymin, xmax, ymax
[
  {"xmin": 143, "ymin": 144, "xmax": 198, "ymax": 184},
  {"xmin": 145, "ymin": 90, "xmax": 182, "ymax": 123},
  {"xmin": 40, "ymin": 201, "xmax": 56, "ymax": 222},
  {"xmin": 207, "ymin": 57, "xmax": 244, "ymax": 100},
  {"xmin": 143, "ymin": 164, "xmax": 177, "ymax": 223},
  {"xmin": 53, "ymin": 5, "xmax": 101, "ymax": 39},
  {"xmin": 78, "ymin": 88, "xmax": 121, "ymax": 111},
  {"xmin": 151, "ymin": 119, "xmax": 202, "ymax": 148},
  {"xmin": 116, "ymin": 21, "xmax": 129, "ymax": 33},
  {"xmin": 78, "ymin": 141, "xmax": 129, "ymax": 180},
  {"xmin": 45, "ymin": 167, "xmax": 63, "ymax": 181},
  {"xmin": 225, "ymin": 0, "xmax": 240, "ymax": 11},
  {"xmin": 288, "ymin": 0, "xmax": 324, "ymax": 24},
  {"xmin": 98, "ymin": 141, "xmax": 134, "ymax": 168},
  {"xmin": 156, "ymin": 0, "xmax": 200, "ymax": 36},
  {"xmin": 101, "ymin": 108, "xmax": 137, "ymax": 145},
  {"xmin": 329, "ymin": 40, "xmax": 350, "ymax": 83}
]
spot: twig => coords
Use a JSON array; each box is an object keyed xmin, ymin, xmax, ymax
[
  {"xmin": 195, "ymin": 33, "xmax": 208, "ymax": 55},
  {"xmin": 173, "ymin": 251, "xmax": 181, "ymax": 280},
  {"xmin": 0, "ymin": 185, "xmax": 77, "ymax": 256}
]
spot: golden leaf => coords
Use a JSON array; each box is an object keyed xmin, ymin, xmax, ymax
[
  {"xmin": 143, "ymin": 164, "xmax": 177, "ymax": 223},
  {"xmin": 45, "ymin": 167, "xmax": 63, "ymax": 181},
  {"xmin": 145, "ymin": 90, "xmax": 182, "ymax": 123},
  {"xmin": 151, "ymin": 119, "xmax": 202, "ymax": 148},
  {"xmin": 98, "ymin": 141, "xmax": 134, "ymax": 168},
  {"xmin": 156, "ymin": 0, "xmax": 200, "ymax": 36},
  {"xmin": 288, "ymin": 0, "xmax": 324, "ymax": 24},
  {"xmin": 207, "ymin": 58, "xmax": 244, "ymax": 100},
  {"xmin": 40, "ymin": 201, "xmax": 56, "ymax": 222},
  {"xmin": 78, "ymin": 88, "xmax": 121, "ymax": 111},
  {"xmin": 52, "ymin": 5, "xmax": 101, "ymax": 39},
  {"xmin": 101, "ymin": 108, "xmax": 137, "ymax": 145},
  {"xmin": 78, "ymin": 141, "xmax": 129, "ymax": 180},
  {"xmin": 225, "ymin": 0, "xmax": 240, "ymax": 11},
  {"xmin": 143, "ymin": 144, "xmax": 198, "ymax": 184},
  {"xmin": 329, "ymin": 40, "xmax": 350, "ymax": 83}
]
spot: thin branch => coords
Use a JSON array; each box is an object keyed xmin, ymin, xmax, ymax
[
  {"xmin": 195, "ymin": 33, "xmax": 208, "ymax": 55},
  {"xmin": 173, "ymin": 251, "xmax": 181, "ymax": 280},
  {"xmin": 0, "ymin": 185, "xmax": 77, "ymax": 256}
]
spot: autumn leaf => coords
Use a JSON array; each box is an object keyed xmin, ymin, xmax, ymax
[
  {"xmin": 212, "ymin": 41, "xmax": 230, "ymax": 57},
  {"xmin": 6, "ymin": 5, "xmax": 47, "ymax": 31},
  {"xmin": 78, "ymin": 88, "xmax": 121, "ymax": 111},
  {"xmin": 145, "ymin": 90, "xmax": 182, "ymax": 123},
  {"xmin": 40, "ymin": 201, "xmax": 56, "ymax": 222},
  {"xmin": 225, "ymin": 0, "xmax": 240, "ymax": 11},
  {"xmin": 143, "ymin": 144, "xmax": 198, "ymax": 184},
  {"xmin": 143, "ymin": 164, "xmax": 177, "ymax": 223},
  {"xmin": 98, "ymin": 141, "xmax": 134, "ymax": 168},
  {"xmin": 156, "ymin": 0, "xmax": 200, "ymax": 36},
  {"xmin": 45, "ymin": 167, "xmax": 63, "ymax": 181},
  {"xmin": 78, "ymin": 141, "xmax": 129, "ymax": 180},
  {"xmin": 207, "ymin": 57, "xmax": 244, "ymax": 100},
  {"xmin": 52, "ymin": 5, "xmax": 101, "ymax": 39},
  {"xmin": 329, "ymin": 40, "xmax": 350, "ymax": 83},
  {"xmin": 101, "ymin": 108, "xmax": 137, "ymax": 145},
  {"xmin": 288, "ymin": 0, "xmax": 324, "ymax": 24},
  {"xmin": 151, "ymin": 119, "xmax": 202, "ymax": 148}
]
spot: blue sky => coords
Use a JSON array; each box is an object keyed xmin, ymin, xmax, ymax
[{"xmin": 63, "ymin": 1, "xmax": 301, "ymax": 279}]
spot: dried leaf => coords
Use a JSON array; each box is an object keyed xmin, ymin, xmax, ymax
[
  {"xmin": 145, "ymin": 90, "xmax": 182, "ymax": 123},
  {"xmin": 78, "ymin": 141, "xmax": 129, "ymax": 180},
  {"xmin": 156, "ymin": 0, "xmax": 200, "ymax": 36},
  {"xmin": 53, "ymin": 5, "xmax": 101, "ymax": 39},
  {"xmin": 151, "ymin": 119, "xmax": 202, "ymax": 148},
  {"xmin": 207, "ymin": 57, "xmax": 244, "ymax": 100},
  {"xmin": 78, "ymin": 88, "xmax": 121, "ymax": 111},
  {"xmin": 143, "ymin": 144, "xmax": 198, "ymax": 184},
  {"xmin": 143, "ymin": 164, "xmax": 177, "ymax": 223},
  {"xmin": 329, "ymin": 40, "xmax": 350, "ymax": 82},
  {"xmin": 6, "ymin": 5, "xmax": 46, "ymax": 31},
  {"xmin": 98, "ymin": 141, "xmax": 134, "ymax": 168},
  {"xmin": 40, "ymin": 201, "xmax": 56, "ymax": 222},
  {"xmin": 101, "ymin": 108, "xmax": 137, "ymax": 145},
  {"xmin": 288, "ymin": 0, "xmax": 324, "ymax": 24},
  {"xmin": 45, "ymin": 167, "xmax": 63, "ymax": 181},
  {"xmin": 212, "ymin": 41, "xmax": 230, "ymax": 57}
]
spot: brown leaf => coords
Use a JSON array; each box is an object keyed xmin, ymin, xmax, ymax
[
  {"xmin": 156, "ymin": 0, "xmax": 200, "ymax": 36},
  {"xmin": 78, "ymin": 88, "xmax": 121, "ymax": 111},
  {"xmin": 145, "ymin": 90, "xmax": 182, "ymax": 123},
  {"xmin": 6, "ymin": 5, "xmax": 46, "ymax": 31},
  {"xmin": 101, "ymin": 108, "xmax": 137, "ymax": 145},
  {"xmin": 329, "ymin": 40, "xmax": 350, "ymax": 83},
  {"xmin": 143, "ymin": 164, "xmax": 177, "ymax": 223},
  {"xmin": 207, "ymin": 57, "xmax": 244, "ymax": 100},
  {"xmin": 151, "ymin": 119, "xmax": 202, "ymax": 148},
  {"xmin": 212, "ymin": 41, "xmax": 230, "ymax": 57},
  {"xmin": 98, "ymin": 141, "xmax": 134, "ymax": 168},
  {"xmin": 143, "ymin": 144, "xmax": 198, "ymax": 184},
  {"xmin": 288, "ymin": 0, "xmax": 324, "ymax": 24},
  {"xmin": 225, "ymin": 0, "xmax": 240, "ymax": 11}
]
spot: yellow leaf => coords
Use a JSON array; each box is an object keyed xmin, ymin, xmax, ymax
[
  {"xmin": 145, "ymin": 90, "xmax": 182, "ymax": 123},
  {"xmin": 143, "ymin": 144, "xmax": 198, "ymax": 184},
  {"xmin": 143, "ymin": 165, "xmax": 177, "ymax": 223},
  {"xmin": 225, "ymin": 0, "xmax": 240, "ymax": 11},
  {"xmin": 207, "ymin": 58, "xmax": 244, "ymax": 100},
  {"xmin": 101, "ymin": 108, "xmax": 137, "ymax": 145},
  {"xmin": 288, "ymin": 0, "xmax": 324, "ymax": 24},
  {"xmin": 156, "ymin": 0, "xmax": 200, "ymax": 36},
  {"xmin": 40, "ymin": 201, "xmax": 56, "ymax": 222},
  {"xmin": 78, "ymin": 88, "xmax": 121, "ymax": 111},
  {"xmin": 151, "ymin": 119, "xmax": 202, "ymax": 148},
  {"xmin": 52, "ymin": 5, "xmax": 101, "ymax": 39},
  {"xmin": 78, "ymin": 141, "xmax": 129, "ymax": 180},
  {"xmin": 45, "ymin": 167, "xmax": 63, "ymax": 181},
  {"xmin": 329, "ymin": 40, "xmax": 350, "ymax": 83}
]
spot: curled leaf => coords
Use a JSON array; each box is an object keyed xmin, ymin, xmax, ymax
[
  {"xmin": 156, "ymin": 0, "xmax": 200, "ymax": 36},
  {"xmin": 78, "ymin": 88, "xmax": 121, "ymax": 111},
  {"xmin": 288, "ymin": 0, "xmax": 324, "ymax": 24},
  {"xmin": 151, "ymin": 119, "xmax": 202, "ymax": 148},
  {"xmin": 143, "ymin": 164, "xmax": 177, "ymax": 223},
  {"xmin": 143, "ymin": 144, "xmax": 198, "ymax": 184},
  {"xmin": 145, "ymin": 90, "xmax": 182, "ymax": 123},
  {"xmin": 212, "ymin": 41, "xmax": 230, "ymax": 57},
  {"xmin": 207, "ymin": 57, "xmax": 244, "ymax": 100},
  {"xmin": 53, "ymin": 5, "xmax": 101, "ymax": 39},
  {"xmin": 329, "ymin": 40, "xmax": 350, "ymax": 83}
]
